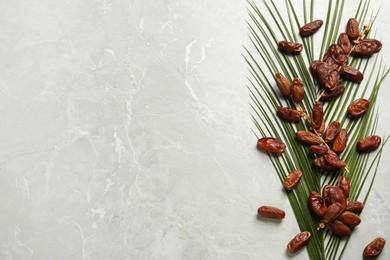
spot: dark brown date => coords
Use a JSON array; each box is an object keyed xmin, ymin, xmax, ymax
[
  {"xmin": 324, "ymin": 121, "xmax": 340, "ymax": 144},
  {"xmin": 332, "ymin": 128, "xmax": 348, "ymax": 154},
  {"xmin": 346, "ymin": 18, "xmax": 359, "ymax": 40},
  {"xmin": 321, "ymin": 83, "xmax": 345, "ymax": 101},
  {"xmin": 339, "ymin": 66, "xmax": 363, "ymax": 83},
  {"xmin": 309, "ymin": 191, "xmax": 328, "ymax": 217},
  {"xmin": 257, "ymin": 138, "xmax": 286, "ymax": 154},
  {"xmin": 337, "ymin": 211, "xmax": 361, "ymax": 227},
  {"xmin": 363, "ymin": 237, "xmax": 386, "ymax": 258},
  {"xmin": 283, "ymin": 170, "xmax": 303, "ymax": 191},
  {"xmin": 296, "ymin": 131, "xmax": 322, "ymax": 145},
  {"xmin": 324, "ymin": 150, "xmax": 347, "ymax": 168},
  {"xmin": 275, "ymin": 72, "xmax": 291, "ymax": 96},
  {"xmin": 309, "ymin": 145, "xmax": 329, "ymax": 156},
  {"xmin": 277, "ymin": 107, "xmax": 303, "ymax": 122},
  {"xmin": 338, "ymin": 33, "xmax": 352, "ymax": 54},
  {"xmin": 291, "ymin": 78, "xmax": 305, "ymax": 103},
  {"xmin": 357, "ymin": 135, "xmax": 381, "ymax": 152},
  {"xmin": 300, "ymin": 19, "xmax": 323, "ymax": 36},
  {"xmin": 257, "ymin": 206, "xmax": 286, "ymax": 219},
  {"xmin": 327, "ymin": 44, "xmax": 347, "ymax": 65},
  {"xmin": 325, "ymin": 69, "xmax": 340, "ymax": 91},
  {"xmin": 287, "ymin": 231, "xmax": 311, "ymax": 254},
  {"xmin": 322, "ymin": 202, "xmax": 344, "ymax": 224},
  {"xmin": 309, "ymin": 60, "xmax": 321, "ymax": 76},
  {"xmin": 323, "ymin": 185, "xmax": 347, "ymax": 208},
  {"xmin": 352, "ymin": 39, "xmax": 382, "ymax": 56},
  {"xmin": 327, "ymin": 220, "xmax": 352, "ymax": 237},
  {"xmin": 345, "ymin": 201, "xmax": 364, "ymax": 213},
  {"xmin": 316, "ymin": 118, "xmax": 326, "ymax": 135},
  {"xmin": 278, "ymin": 41, "xmax": 303, "ymax": 54},
  {"xmin": 316, "ymin": 62, "xmax": 330, "ymax": 85},
  {"xmin": 337, "ymin": 175, "xmax": 350, "ymax": 198},
  {"xmin": 313, "ymin": 157, "xmax": 338, "ymax": 172},
  {"xmin": 347, "ymin": 98, "xmax": 369, "ymax": 117},
  {"xmin": 311, "ymin": 102, "xmax": 324, "ymax": 129}
]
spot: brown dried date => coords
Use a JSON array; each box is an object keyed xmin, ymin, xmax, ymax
[
  {"xmin": 338, "ymin": 33, "xmax": 352, "ymax": 54},
  {"xmin": 296, "ymin": 131, "xmax": 323, "ymax": 145},
  {"xmin": 324, "ymin": 150, "xmax": 347, "ymax": 168},
  {"xmin": 337, "ymin": 175, "xmax": 350, "ymax": 198},
  {"xmin": 323, "ymin": 185, "xmax": 347, "ymax": 208},
  {"xmin": 278, "ymin": 41, "xmax": 303, "ymax": 54},
  {"xmin": 291, "ymin": 78, "xmax": 305, "ymax": 103},
  {"xmin": 322, "ymin": 202, "xmax": 344, "ymax": 224},
  {"xmin": 346, "ymin": 18, "xmax": 359, "ymax": 40},
  {"xmin": 257, "ymin": 138, "xmax": 286, "ymax": 154},
  {"xmin": 357, "ymin": 135, "xmax": 381, "ymax": 152},
  {"xmin": 337, "ymin": 211, "xmax": 361, "ymax": 227},
  {"xmin": 332, "ymin": 128, "xmax": 348, "ymax": 154},
  {"xmin": 316, "ymin": 62, "xmax": 330, "ymax": 85},
  {"xmin": 309, "ymin": 191, "xmax": 328, "ymax": 217},
  {"xmin": 347, "ymin": 98, "xmax": 369, "ymax": 117},
  {"xmin": 327, "ymin": 44, "xmax": 347, "ymax": 65},
  {"xmin": 300, "ymin": 19, "xmax": 323, "ymax": 36},
  {"xmin": 311, "ymin": 102, "xmax": 324, "ymax": 129},
  {"xmin": 287, "ymin": 231, "xmax": 311, "ymax": 254},
  {"xmin": 324, "ymin": 121, "xmax": 340, "ymax": 144},
  {"xmin": 313, "ymin": 157, "xmax": 338, "ymax": 172},
  {"xmin": 257, "ymin": 206, "xmax": 286, "ymax": 219},
  {"xmin": 363, "ymin": 237, "xmax": 386, "ymax": 258},
  {"xmin": 321, "ymin": 83, "xmax": 345, "ymax": 101},
  {"xmin": 327, "ymin": 220, "xmax": 352, "ymax": 237},
  {"xmin": 352, "ymin": 39, "xmax": 382, "ymax": 56},
  {"xmin": 324, "ymin": 69, "xmax": 340, "ymax": 91},
  {"xmin": 316, "ymin": 119, "xmax": 326, "ymax": 135},
  {"xmin": 275, "ymin": 72, "xmax": 291, "ymax": 96},
  {"xmin": 339, "ymin": 66, "xmax": 363, "ymax": 83},
  {"xmin": 345, "ymin": 201, "xmax": 364, "ymax": 213},
  {"xmin": 277, "ymin": 107, "xmax": 303, "ymax": 122},
  {"xmin": 309, "ymin": 145, "xmax": 328, "ymax": 156},
  {"xmin": 309, "ymin": 60, "xmax": 321, "ymax": 76},
  {"xmin": 283, "ymin": 170, "xmax": 303, "ymax": 191}
]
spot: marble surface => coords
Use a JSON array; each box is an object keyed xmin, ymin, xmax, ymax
[{"xmin": 0, "ymin": 0, "xmax": 389, "ymax": 259}]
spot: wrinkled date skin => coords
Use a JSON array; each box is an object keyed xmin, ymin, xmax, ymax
[
  {"xmin": 257, "ymin": 206, "xmax": 286, "ymax": 219},
  {"xmin": 283, "ymin": 170, "xmax": 303, "ymax": 191},
  {"xmin": 352, "ymin": 39, "xmax": 382, "ymax": 56},
  {"xmin": 257, "ymin": 138, "xmax": 287, "ymax": 154},
  {"xmin": 346, "ymin": 201, "xmax": 364, "ymax": 213},
  {"xmin": 316, "ymin": 119, "xmax": 326, "ymax": 135},
  {"xmin": 311, "ymin": 102, "xmax": 324, "ymax": 129},
  {"xmin": 327, "ymin": 220, "xmax": 352, "ymax": 237},
  {"xmin": 277, "ymin": 107, "xmax": 303, "ymax": 122},
  {"xmin": 324, "ymin": 150, "xmax": 347, "ymax": 168},
  {"xmin": 291, "ymin": 78, "xmax": 305, "ymax": 103},
  {"xmin": 309, "ymin": 60, "xmax": 322, "ymax": 76},
  {"xmin": 347, "ymin": 98, "xmax": 370, "ymax": 117},
  {"xmin": 363, "ymin": 237, "xmax": 386, "ymax": 258},
  {"xmin": 338, "ymin": 211, "xmax": 361, "ymax": 227},
  {"xmin": 332, "ymin": 128, "xmax": 348, "ymax": 154},
  {"xmin": 275, "ymin": 72, "xmax": 291, "ymax": 96},
  {"xmin": 324, "ymin": 121, "xmax": 341, "ymax": 143},
  {"xmin": 309, "ymin": 191, "xmax": 328, "ymax": 217},
  {"xmin": 339, "ymin": 66, "xmax": 364, "ymax": 83},
  {"xmin": 323, "ymin": 185, "xmax": 347, "ymax": 208},
  {"xmin": 313, "ymin": 157, "xmax": 338, "ymax": 172},
  {"xmin": 287, "ymin": 231, "xmax": 312, "ymax": 254},
  {"xmin": 325, "ymin": 69, "xmax": 340, "ymax": 91},
  {"xmin": 338, "ymin": 33, "xmax": 352, "ymax": 54},
  {"xmin": 278, "ymin": 41, "xmax": 303, "ymax": 54},
  {"xmin": 321, "ymin": 83, "xmax": 345, "ymax": 101},
  {"xmin": 337, "ymin": 175, "xmax": 350, "ymax": 198},
  {"xmin": 326, "ymin": 44, "xmax": 347, "ymax": 65},
  {"xmin": 346, "ymin": 18, "xmax": 360, "ymax": 40},
  {"xmin": 357, "ymin": 135, "xmax": 381, "ymax": 152},
  {"xmin": 322, "ymin": 203, "xmax": 344, "ymax": 224},
  {"xmin": 296, "ymin": 131, "xmax": 323, "ymax": 145},
  {"xmin": 316, "ymin": 62, "xmax": 330, "ymax": 85},
  {"xmin": 300, "ymin": 19, "xmax": 323, "ymax": 36},
  {"xmin": 309, "ymin": 145, "xmax": 328, "ymax": 156}
]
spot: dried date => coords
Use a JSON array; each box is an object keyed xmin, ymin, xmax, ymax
[
  {"xmin": 339, "ymin": 66, "xmax": 363, "ymax": 83},
  {"xmin": 283, "ymin": 170, "xmax": 303, "ymax": 191},
  {"xmin": 308, "ymin": 191, "xmax": 328, "ymax": 217},
  {"xmin": 322, "ymin": 202, "xmax": 344, "ymax": 224},
  {"xmin": 277, "ymin": 107, "xmax": 303, "ymax": 122},
  {"xmin": 257, "ymin": 138, "xmax": 286, "ymax": 154},
  {"xmin": 300, "ymin": 19, "xmax": 323, "ymax": 36},
  {"xmin": 296, "ymin": 131, "xmax": 323, "ymax": 145},
  {"xmin": 338, "ymin": 33, "xmax": 352, "ymax": 53},
  {"xmin": 311, "ymin": 102, "xmax": 324, "ymax": 129},
  {"xmin": 345, "ymin": 201, "xmax": 364, "ymax": 213},
  {"xmin": 337, "ymin": 175, "xmax": 350, "ymax": 198},
  {"xmin": 309, "ymin": 145, "xmax": 328, "ymax": 156},
  {"xmin": 357, "ymin": 135, "xmax": 381, "ymax": 152},
  {"xmin": 347, "ymin": 98, "xmax": 369, "ymax": 117},
  {"xmin": 257, "ymin": 206, "xmax": 286, "ymax": 219},
  {"xmin": 332, "ymin": 128, "xmax": 348, "ymax": 154},
  {"xmin": 316, "ymin": 119, "xmax": 326, "ymax": 135},
  {"xmin": 346, "ymin": 18, "xmax": 359, "ymax": 40},
  {"xmin": 291, "ymin": 78, "xmax": 305, "ymax": 103},
  {"xmin": 324, "ymin": 150, "xmax": 347, "ymax": 168},
  {"xmin": 313, "ymin": 157, "xmax": 338, "ymax": 172},
  {"xmin": 323, "ymin": 185, "xmax": 347, "ymax": 208},
  {"xmin": 327, "ymin": 44, "xmax": 347, "ymax": 65},
  {"xmin": 327, "ymin": 220, "xmax": 352, "ymax": 237},
  {"xmin": 287, "ymin": 231, "xmax": 311, "ymax": 254},
  {"xmin": 316, "ymin": 62, "xmax": 330, "ymax": 85},
  {"xmin": 352, "ymin": 39, "xmax": 382, "ymax": 56},
  {"xmin": 275, "ymin": 72, "xmax": 291, "ymax": 96},
  {"xmin": 363, "ymin": 237, "xmax": 386, "ymax": 258},
  {"xmin": 338, "ymin": 211, "xmax": 361, "ymax": 227},
  {"xmin": 278, "ymin": 41, "xmax": 303, "ymax": 54},
  {"xmin": 324, "ymin": 121, "xmax": 340, "ymax": 144},
  {"xmin": 321, "ymin": 83, "xmax": 345, "ymax": 101},
  {"xmin": 325, "ymin": 69, "xmax": 340, "ymax": 91},
  {"xmin": 309, "ymin": 60, "xmax": 321, "ymax": 76}
]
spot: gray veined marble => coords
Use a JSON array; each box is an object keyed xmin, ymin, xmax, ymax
[{"xmin": 0, "ymin": 0, "xmax": 389, "ymax": 259}]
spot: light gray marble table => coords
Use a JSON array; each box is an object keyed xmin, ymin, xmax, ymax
[{"xmin": 0, "ymin": 0, "xmax": 389, "ymax": 259}]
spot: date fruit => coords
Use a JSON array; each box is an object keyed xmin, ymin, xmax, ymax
[
  {"xmin": 322, "ymin": 202, "xmax": 344, "ymax": 224},
  {"xmin": 313, "ymin": 157, "xmax": 338, "ymax": 172},
  {"xmin": 300, "ymin": 19, "xmax": 323, "ymax": 36},
  {"xmin": 337, "ymin": 175, "xmax": 350, "ymax": 198},
  {"xmin": 332, "ymin": 128, "xmax": 348, "ymax": 154},
  {"xmin": 327, "ymin": 44, "xmax": 347, "ymax": 65},
  {"xmin": 309, "ymin": 191, "xmax": 328, "ymax": 217},
  {"xmin": 345, "ymin": 201, "xmax": 364, "ymax": 213},
  {"xmin": 324, "ymin": 121, "xmax": 340, "ymax": 144},
  {"xmin": 316, "ymin": 62, "xmax": 330, "ymax": 85},
  {"xmin": 338, "ymin": 211, "xmax": 361, "ymax": 227},
  {"xmin": 257, "ymin": 138, "xmax": 286, "ymax": 154},
  {"xmin": 324, "ymin": 150, "xmax": 347, "ymax": 168},
  {"xmin": 257, "ymin": 206, "xmax": 286, "ymax": 219},
  {"xmin": 277, "ymin": 107, "xmax": 303, "ymax": 122},
  {"xmin": 327, "ymin": 220, "xmax": 352, "ymax": 237},
  {"xmin": 309, "ymin": 145, "xmax": 328, "ymax": 156},
  {"xmin": 339, "ymin": 66, "xmax": 363, "ymax": 83},
  {"xmin": 275, "ymin": 72, "xmax": 291, "ymax": 96},
  {"xmin": 357, "ymin": 135, "xmax": 381, "ymax": 152},
  {"xmin": 363, "ymin": 237, "xmax": 386, "ymax": 258},
  {"xmin": 310, "ymin": 60, "xmax": 321, "ymax": 76},
  {"xmin": 291, "ymin": 78, "xmax": 305, "ymax": 103},
  {"xmin": 338, "ymin": 33, "xmax": 352, "ymax": 54},
  {"xmin": 323, "ymin": 185, "xmax": 347, "ymax": 208},
  {"xmin": 346, "ymin": 18, "xmax": 359, "ymax": 40},
  {"xmin": 283, "ymin": 170, "xmax": 303, "ymax": 191},
  {"xmin": 287, "ymin": 231, "xmax": 311, "ymax": 254},
  {"xmin": 347, "ymin": 98, "xmax": 369, "ymax": 117},
  {"xmin": 325, "ymin": 69, "xmax": 340, "ymax": 91},
  {"xmin": 311, "ymin": 102, "xmax": 324, "ymax": 129},
  {"xmin": 296, "ymin": 131, "xmax": 323, "ymax": 145},
  {"xmin": 321, "ymin": 83, "xmax": 345, "ymax": 101},
  {"xmin": 316, "ymin": 119, "xmax": 326, "ymax": 135},
  {"xmin": 278, "ymin": 41, "xmax": 303, "ymax": 54},
  {"xmin": 352, "ymin": 39, "xmax": 382, "ymax": 56}
]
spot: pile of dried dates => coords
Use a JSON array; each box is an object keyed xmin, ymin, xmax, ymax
[{"xmin": 256, "ymin": 18, "xmax": 386, "ymax": 257}]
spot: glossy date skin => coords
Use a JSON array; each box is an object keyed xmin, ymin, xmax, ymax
[
  {"xmin": 332, "ymin": 128, "xmax": 348, "ymax": 154},
  {"xmin": 352, "ymin": 39, "xmax": 382, "ymax": 56},
  {"xmin": 337, "ymin": 175, "xmax": 350, "ymax": 198},
  {"xmin": 357, "ymin": 135, "xmax": 381, "ymax": 152},
  {"xmin": 277, "ymin": 107, "xmax": 303, "ymax": 122},
  {"xmin": 311, "ymin": 102, "xmax": 324, "ymax": 129},
  {"xmin": 287, "ymin": 231, "xmax": 311, "ymax": 254},
  {"xmin": 326, "ymin": 44, "xmax": 347, "ymax": 65},
  {"xmin": 313, "ymin": 157, "xmax": 338, "ymax": 172},
  {"xmin": 363, "ymin": 237, "xmax": 386, "ymax": 258},
  {"xmin": 322, "ymin": 202, "xmax": 344, "ymax": 224},
  {"xmin": 325, "ymin": 69, "xmax": 340, "ymax": 91},
  {"xmin": 309, "ymin": 145, "xmax": 328, "ymax": 156},
  {"xmin": 324, "ymin": 121, "xmax": 340, "ymax": 144},
  {"xmin": 345, "ymin": 201, "xmax": 364, "ymax": 213},
  {"xmin": 338, "ymin": 33, "xmax": 352, "ymax": 53},
  {"xmin": 283, "ymin": 170, "xmax": 302, "ymax": 191},
  {"xmin": 323, "ymin": 185, "xmax": 347, "ymax": 208},
  {"xmin": 327, "ymin": 220, "xmax": 352, "ymax": 237},
  {"xmin": 275, "ymin": 72, "xmax": 291, "ymax": 96},
  {"xmin": 257, "ymin": 138, "xmax": 286, "ymax": 154},
  {"xmin": 257, "ymin": 206, "xmax": 286, "ymax": 219},
  {"xmin": 308, "ymin": 191, "xmax": 328, "ymax": 217},
  {"xmin": 347, "ymin": 98, "xmax": 370, "ymax": 117},
  {"xmin": 337, "ymin": 211, "xmax": 361, "ymax": 227},
  {"xmin": 339, "ymin": 66, "xmax": 363, "ymax": 83},
  {"xmin": 296, "ymin": 131, "xmax": 323, "ymax": 145},
  {"xmin": 346, "ymin": 18, "xmax": 360, "ymax": 40},
  {"xmin": 291, "ymin": 78, "xmax": 305, "ymax": 103},
  {"xmin": 321, "ymin": 83, "xmax": 345, "ymax": 101},
  {"xmin": 278, "ymin": 41, "xmax": 303, "ymax": 54},
  {"xmin": 300, "ymin": 19, "xmax": 323, "ymax": 36},
  {"xmin": 324, "ymin": 150, "xmax": 347, "ymax": 168}
]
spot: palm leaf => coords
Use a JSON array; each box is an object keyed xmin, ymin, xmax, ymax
[{"xmin": 246, "ymin": 0, "xmax": 387, "ymax": 259}]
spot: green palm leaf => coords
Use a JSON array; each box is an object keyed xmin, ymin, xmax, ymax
[{"xmin": 246, "ymin": 0, "xmax": 387, "ymax": 259}]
